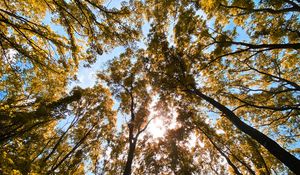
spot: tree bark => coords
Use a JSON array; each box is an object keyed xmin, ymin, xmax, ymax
[
  {"xmin": 188, "ymin": 89, "xmax": 300, "ymax": 174},
  {"xmin": 123, "ymin": 139, "xmax": 137, "ymax": 175}
]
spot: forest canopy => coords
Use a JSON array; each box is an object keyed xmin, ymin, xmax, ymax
[{"xmin": 0, "ymin": 0, "xmax": 299, "ymax": 174}]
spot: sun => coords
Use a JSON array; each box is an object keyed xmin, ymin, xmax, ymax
[
  {"xmin": 145, "ymin": 104, "xmax": 205, "ymax": 149},
  {"xmin": 146, "ymin": 108, "xmax": 178, "ymax": 138},
  {"xmin": 147, "ymin": 118, "xmax": 166, "ymax": 138}
]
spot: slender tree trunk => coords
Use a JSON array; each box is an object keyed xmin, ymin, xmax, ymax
[
  {"xmin": 188, "ymin": 89, "xmax": 300, "ymax": 174},
  {"xmin": 228, "ymin": 148, "xmax": 256, "ymax": 175},
  {"xmin": 123, "ymin": 140, "xmax": 137, "ymax": 175},
  {"xmin": 47, "ymin": 124, "xmax": 94, "ymax": 174},
  {"xmin": 198, "ymin": 127, "xmax": 242, "ymax": 175},
  {"xmin": 123, "ymin": 89, "xmax": 138, "ymax": 175}
]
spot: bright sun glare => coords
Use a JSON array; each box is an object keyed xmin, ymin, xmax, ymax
[
  {"xmin": 146, "ymin": 106, "xmax": 179, "ymax": 138},
  {"xmin": 145, "ymin": 101, "xmax": 205, "ymax": 149},
  {"xmin": 146, "ymin": 110, "xmax": 205, "ymax": 148}
]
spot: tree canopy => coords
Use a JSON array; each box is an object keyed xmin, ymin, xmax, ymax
[{"xmin": 0, "ymin": 0, "xmax": 299, "ymax": 174}]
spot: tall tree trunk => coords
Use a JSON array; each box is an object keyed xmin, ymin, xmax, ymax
[
  {"xmin": 188, "ymin": 89, "xmax": 300, "ymax": 174},
  {"xmin": 123, "ymin": 139, "xmax": 137, "ymax": 175}
]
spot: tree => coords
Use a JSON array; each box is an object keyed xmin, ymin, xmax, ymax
[
  {"xmin": 0, "ymin": 84, "xmax": 116, "ymax": 174},
  {"xmin": 98, "ymin": 48, "xmax": 153, "ymax": 175},
  {"xmin": 0, "ymin": 0, "xmax": 141, "ymax": 101},
  {"xmin": 0, "ymin": 0, "xmax": 141, "ymax": 134},
  {"xmin": 143, "ymin": 0, "xmax": 300, "ymax": 173},
  {"xmin": 0, "ymin": 0, "xmax": 141, "ymax": 173}
]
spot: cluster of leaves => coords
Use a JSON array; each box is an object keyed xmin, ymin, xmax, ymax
[
  {"xmin": 0, "ymin": 0, "xmax": 142, "ymax": 103},
  {"xmin": 0, "ymin": 85, "xmax": 116, "ymax": 174}
]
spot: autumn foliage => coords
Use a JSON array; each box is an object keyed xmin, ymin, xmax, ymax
[{"xmin": 0, "ymin": 0, "xmax": 299, "ymax": 174}]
